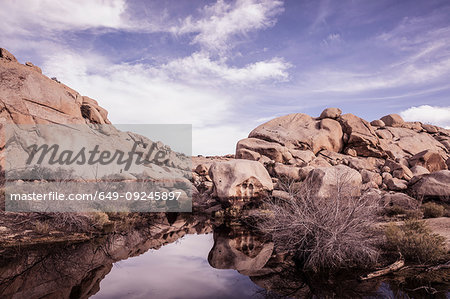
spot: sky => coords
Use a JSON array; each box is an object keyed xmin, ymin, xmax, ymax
[{"xmin": 1, "ymin": 0, "xmax": 449, "ymax": 155}]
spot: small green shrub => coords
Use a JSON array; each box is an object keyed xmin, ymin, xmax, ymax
[
  {"xmin": 385, "ymin": 220, "xmax": 446, "ymax": 263},
  {"xmin": 421, "ymin": 202, "xmax": 445, "ymax": 218}
]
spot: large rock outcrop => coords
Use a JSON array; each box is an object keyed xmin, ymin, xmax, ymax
[
  {"xmin": 248, "ymin": 113, "xmax": 343, "ymax": 154},
  {"xmin": 228, "ymin": 106, "xmax": 450, "ymax": 203},
  {"xmin": 0, "ymin": 48, "xmax": 110, "ymax": 125},
  {"xmin": 0, "ymin": 48, "xmax": 191, "ymax": 212}
]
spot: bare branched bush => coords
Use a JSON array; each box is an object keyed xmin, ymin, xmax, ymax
[{"xmin": 257, "ymin": 174, "xmax": 380, "ymax": 272}]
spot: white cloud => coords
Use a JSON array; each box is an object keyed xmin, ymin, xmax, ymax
[
  {"xmin": 160, "ymin": 52, "xmax": 290, "ymax": 84},
  {"xmin": 175, "ymin": 0, "xmax": 284, "ymax": 52},
  {"xmin": 400, "ymin": 105, "xmax": 450, "ymax": 129},
  {"xmin": 42, "ymin": 52, "xmax": 231, "ymax": 126},
  {"xmin": 42, "ymin": 51, "xmax": 279, "ymax": 155},
  {"xmin": 0, "ymin": 0, "xmax": 130, "ymax": 34},
  {"xmin": 2, "ymin": 0, "xmax": 290, "ymax": 155}
]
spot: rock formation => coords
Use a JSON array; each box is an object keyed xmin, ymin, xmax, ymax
[
  {"xmin": 208, "ymin": 160, "xmax": 273, "ymax": 201},
  {"xmin": 195, "ymin": 106, "xmax": 450, "ymax": 205},
  {"xmin": 0, "ymin": 48, "xmax": 191, "ymax": 212}
]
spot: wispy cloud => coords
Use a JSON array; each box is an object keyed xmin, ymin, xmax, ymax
[
  {"xmin": 400, "ymin": 105, "xmax": 450, "ymax": 129},
  {"xmin": 42, "ymin": 48, "xmax": 286, "ymax": 155},
  {"xmin": 174, "ymin": 0, "xmax": 284, "ymax": 53},
  {"xmin": 2, "ymin": 0, "xmax": 449, "ymax": 154},
  {"xmin": 160, "ymin": 52, "xmax": 290, "ymax": 85}
]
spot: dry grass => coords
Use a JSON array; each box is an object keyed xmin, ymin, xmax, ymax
[
  {"xmin": 421, "ymin": 202, "xmax": 445, "ymax": 218},
  {"xmin": 385, "ymin": 205, "xmax": 423, "ymax": 220},
  {"xmin": 34, "ymin": 221, "xmax": 51, "ymax": 234},
  {"xmin": 257, "ymin": 175, "xmax": 380, "ymax": 272},
  {"xmin": 385, "ymin": 220, "xmax": 446, "ymax": 264}
]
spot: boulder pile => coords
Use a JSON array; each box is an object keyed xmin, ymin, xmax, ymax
[{"xmin": 196, "ymin": 107, "xmax": 450, "ymax": 204}]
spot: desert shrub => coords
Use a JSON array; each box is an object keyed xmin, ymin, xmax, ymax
[
  {"xmin": 34, "ymin": 221, "xmax": 51, "ymax": 234},
  {"xmin": 404, "ymin": 209, "xmax": 424, "ymax": 220},
  {"xmin": 385, "ymin": 204, "xmax": 423, "ymax": 220},
  {"xmin": 385, "ymin": 220, "xmax": 446, "ymax": 263},
  {"xmin": 257, "ymin": 179, "xmax": 380, "ymax": 271},
  {"xmin": 90, "ymin": 212, "xmax": 110, "ymax": 228},
  {"xmin": 385, "ymin": 204, "xmax": 407, "ymax": 216},
  {"xmin": 31, "ymin": 212, "xmax": 93, "ymax": 232},
  {"xmin": 421, "ymin": 202, "xmax": 444, "ymax": 218}
]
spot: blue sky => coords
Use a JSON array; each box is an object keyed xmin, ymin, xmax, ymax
[{"xmin": 1, "ymin": 0, "xmax": 449, "ymax": 155}]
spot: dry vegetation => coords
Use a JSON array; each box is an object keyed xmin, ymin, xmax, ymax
[
  {"xmin": 385, "ymin": 220, "xmax": 447, "ymax": 264},
  {"xmin": 385, "ymin": 220, "xmax": 446, "ymax": 264},
  {"xmin": 257, "ymin": 175, "xmax": 381, "ymax": 272},
  {"xmin": 421, "ymin": 202, "xmax": 445, "ymax": 218}
]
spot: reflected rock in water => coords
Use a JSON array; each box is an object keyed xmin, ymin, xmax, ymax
[
  {"xmin": 0, "ymin": 214, "xmax": 212, "ymax": 299},
  {"xmin": 208, "ymin": 225, "xmax": 274, "ymax": 276}
]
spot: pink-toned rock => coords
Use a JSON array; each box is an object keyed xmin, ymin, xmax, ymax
[
  {"xmin": 25, "ymin": 62, "xmax": 42, "ymax": 74},
  {"xmin": 408, "ymin": 170, "xmax": 450, "ymax": 201},
  {"xmin": 270, "ymin": 163, "xmax": 301, "ymax": 181},
  {"xmin": 410, "ymin": 165, "xmax": 430, "ymax": 176},
  {"xmin": 345, "ymin": 148, "xmax": 358, "ymax": 157},
  {"xmin": 288, "ymin": 149, "xmax": 315, "ymax": 166},
  {"xmin": 376, "ymin": 129, "xmax": 393, "ymax": 140},
  {"xmin": 0, "ymin": 50, "xmax": 110, "ymax": 125},
  {"xmin": 195, "ymin": 164, "xmax": 209, "ymax": 176},
  {"xmin": 236, "ymin": 148, "xmax": 261, "ymax": 161},
  {"xmin": 361, "ymin": 169, "xmax": 382, "ymax": 186},
  {"xmin": 344, "ymin": 156, "xmax": 384, "ymax": 172},
  {"xmin": 80, "ymin": 104, "xmax": 105, "ymax": 124},
  {"xmin": 338, "ymin": 113, "xmax": 384, "ymax": 157},
  {"xmin": 249, "ymin": 113, "xmax": 343, "ymax": 154},
  {"xmin": 408, "ymin": 150, "xmax": 448, "ymax": 173},
  {"xmin": 381, "ymin": 192, "xmax": 419, "ymax": 209},
  {"xmin": 403, "ymin": 121, "xmax": 423, "ymax": 131},
  {"xmin": 309, "ymin": 156, "xmax": 332, "ymax": 168},
  {"xmin": 209, "ymin": 160, "xmax": 273, "ymax": 200},
  {"xmin": 303, "ymin": 165, "xmax": 362, "ymax": 198},
  {"xmin": 0, "ymin": 48, "xmax": 17, "ymax": 62},
  {"xmin": 236, "ymin": 138, "xmax": 292, "ymax": 163},
  {"xmin": 82, "ymin": 96, "xmax": 110, "ymax": 123},
  {"xmin": 385, "ymin": 159, "xmax": 413, "ymax": 180},
  {"xmin": 319, "ymin": 107, "xmax": 342, "ymax": 119},
  {"xmin": 371, "ymin": 120, "xmax": 385, "ymax": 127},
  {"xmin": 380, "ymin": 114, "xmax": 404, "ymax": 127},
  {"xmin": 421, "ymin": 124, "xmax": 438, "ymax": 133},
  {"xmin": 380, "ymin": 127, "xmax": 447, "ymax": 160},
  {"xmin": 386, "ymin": 178, "xmax": 408, "ymax": 191},
  {"xmin": 299, "ymin": 166, "xmax": 314, "ymax": 180}
]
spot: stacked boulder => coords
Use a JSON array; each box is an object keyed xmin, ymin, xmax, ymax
[{"xmin": 198, "ymin": 107, "xmax": 450, "ymax": 205}]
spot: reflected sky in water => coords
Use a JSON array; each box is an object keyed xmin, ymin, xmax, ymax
[{"xmin": 92, "ymin": 234, "xmax": 264, "ymax": 299}]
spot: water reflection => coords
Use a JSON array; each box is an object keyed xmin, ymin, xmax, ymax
[{"xmin": 0, "ymin": 213, "xmax": 449, "ymax": 299}]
